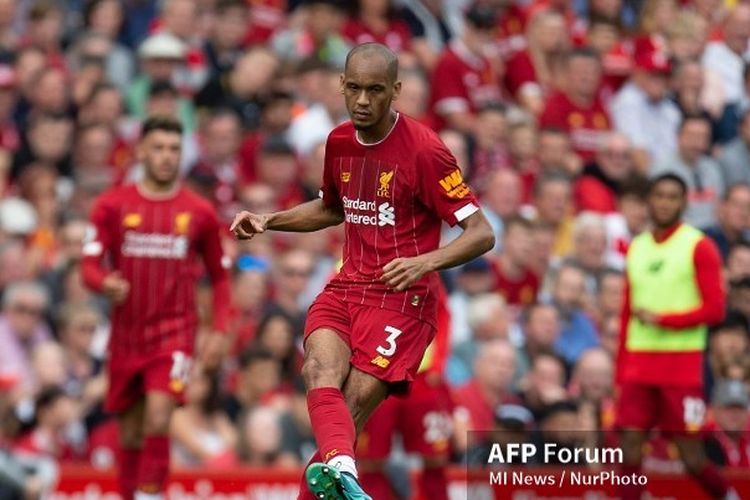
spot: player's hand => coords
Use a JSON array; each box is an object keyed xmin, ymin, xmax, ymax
[
  {"xmin": 198, "ymin": 331, "xmax": 228, "ymax": 372},
  {"xmin": 381, "ymin": 256, "xmax": 433, "ymax": 292},
  {"xmin": 634, "ymin": 308, "xmax": 659, "ymax": 325},
  {"xmin": 102, "ymin": 271, "xmax": 130, "ymax": 304},
  {"xmin": 230, "ymin": 211, "xmax": 268, "ymax": 240}
]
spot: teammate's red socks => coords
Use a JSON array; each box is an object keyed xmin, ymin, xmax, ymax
[
  {"xmin": 359, "ymin": 470, "xmax": 395, "ymax": 500},
  {"xmin": 307, "ymin": 387, "xmax": 356, "ymax": 463},
  {"xmin": 420, "ymin": 466, "xmax": 449, "ymax": 500},
  {"xmin": 692, "ymin": 463, "xmax": 730, "ymax": 499},
  {"xmin": 137, "ymin": 435, "xmax": 170, "ymax": 494},
  {"xmin": 118, "ymin": 448, "xmax": 141, "ymax": 500}
]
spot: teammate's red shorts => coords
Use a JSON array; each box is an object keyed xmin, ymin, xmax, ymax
[
  {"xmin": 105, "ymin": 349, "xmax": 192, "ymax": 413},
  {"xmin": 304, "ymin": 291, "xmax": 436, "ymax": 385},
  {"xmin": 615, "ymin": 383, "xmax": 706, "ymax": 435},
  {"xmin": 357, "ymin": 372, "xmax": 454, "ymax": 459}
]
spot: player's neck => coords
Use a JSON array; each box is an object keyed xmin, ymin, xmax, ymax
[
  {"xmin": 356, "ymin": 110, "xmax": 399, "ymax": 146},
  {"xmin": 138, "ymin": 178, "xmax": 180, "ymax": 200}
]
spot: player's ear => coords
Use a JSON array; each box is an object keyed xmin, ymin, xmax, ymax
[
  {"xmin": 392, "ymin": 80, "xmax": 402, "ymax": 101},
  {"xmin": 339, "ymin": 74, "xmax": 345, "ymax": 94}
]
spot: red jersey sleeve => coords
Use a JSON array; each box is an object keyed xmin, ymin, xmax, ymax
[
  {"xmin": 198, "ymin": 206, "xmax": 232, "ymax": 333},
  {"xmin": 430, "ymin": 57, "xmax": 471, "ymax": 116},
  {"xmin": 655, "ymin": 236, "xmax": 726, "ymax": 328},
  {"xmin": 320, "ymin": 138, "xmax": 343, "ymax": 211},
  {"xmin": 81, "ymin": 195, "xmax": 114, "ymax": 292},
  {"xmin": 416, "ymin": 141, "xmax": 480, "ymax": 226}
]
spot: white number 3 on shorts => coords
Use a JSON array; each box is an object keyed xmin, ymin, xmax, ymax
[{"xmin": 376, "ymin": 326, "xmax": 403, "ymax": 357}]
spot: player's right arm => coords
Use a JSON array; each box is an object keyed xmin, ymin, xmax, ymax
[
  {"xmin": 231, "ymin": 198, "xmax": 344, "ymax": 239},
  {"xmin": 232, "ymin": 135, "xmax": 344, "ymax": 238},
  {"xmin": 81, "ymin": 195, "xmax": 130, "ymax": 303}
]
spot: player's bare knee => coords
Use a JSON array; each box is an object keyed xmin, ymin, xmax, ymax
[{"xmin": 301, "ymin": 356, "xmax": 345, "ymax": 389}]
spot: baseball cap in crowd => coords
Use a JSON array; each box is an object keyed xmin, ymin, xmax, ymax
[
  {"xmin": 712, "ymin": 379, "xmax": 750, "ymax": 408},
  {"xmin": 465, "ymin": 4, "xmax": 498, "ymax": 30},
  {"xmin": 0, "ymin": 197, "xmax": 37, "ymax": 236},
  {"xmin": 495, "ymin": 404, "xmax": 535, "ymax": 431},
  {"xmin": 138, "ymin": 32, "xmax": 187, "ymax": 60},
  {"xmin": 634, "ymin": 48, "xmax": 671, "ymax": 74},
  {"xmin": 0, "ymin": 65, "xmax": 15, "ymax": 88}
]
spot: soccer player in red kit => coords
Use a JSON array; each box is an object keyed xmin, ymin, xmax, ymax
[
  {"xmin": 231, "ymin": 43, "xmax": 495, "ymax": 499},
  {"xmin": 616, "ymin": 173, "xmax": 737, "ymax": 500},
  {"xmin": 82, "ymin": 116, "xmax": 231, "ymax": 500}
]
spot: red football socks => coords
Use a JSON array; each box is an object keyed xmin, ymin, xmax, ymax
[
  {"xmin": 137, "ymin": 435, "xmax": 170, "ymax": 494},
  {"xmin": 420, "ymin": 466, "xmax": 448, "ymax": 500},
  {"xmin": 307, "ymin": 387, "xmax": 356, "ymax": 463},
  {"xmin": 118, "ymin": 447, "xmax": 141, "ymax": 500}
]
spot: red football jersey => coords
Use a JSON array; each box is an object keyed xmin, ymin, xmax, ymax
[
  {"xmin": 320, "ymin": 114, "xmax": 480, "ymax": 326},
  {"xmin": 429, "ymin": 40, "xmax": 502, "ymax": 131},
  {"xmin": 81, "ymin": 185, "xmax": 231, "ymax": 357},
  {"xmin": 491, "ymin": 260, "xmax": 540, "ymax": 306},
  {"xmin": 539, "ymin": 91, "xmax": 611, "ymax": 161}
]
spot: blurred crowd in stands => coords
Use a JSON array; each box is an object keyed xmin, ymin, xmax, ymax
[{"xmin": 2, "ymin": 0, "xmax": 750, "ymax": 493}]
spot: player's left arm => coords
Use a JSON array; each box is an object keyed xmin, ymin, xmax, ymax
[
  {"xmin": 197, "ymin": 207, "xmax": 232, "ymax": 368},
  {"xmin": 641, "ymin": 236, "xmax": 726, "ymax": 329},
  {"xmin": 382, "ymin": 145, "xmax": 495, "ymax": 292}
]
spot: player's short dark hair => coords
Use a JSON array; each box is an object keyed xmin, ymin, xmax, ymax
[
  {"xmin": 649, "ymin": 173, "xmax": 688, "ymax": 197},
  {"xmin": 141, "ymin": 115, "xmax": 183, "ymax": 139},
  {"xmin": 345, "ymin": 43, "xmax": 399, "ymax": 83}
]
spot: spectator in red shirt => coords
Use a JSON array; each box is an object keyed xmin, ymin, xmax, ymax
[
  {"xmin": 428, "ymin": 5, "xmax": 502, "ymax": 134},
  {"xmin": 540, "ymin": 47, "xmax": 611, "ymax": 162},
  {"xmin": 453, "ymin": 339, "xmax": 518, "ymax": 447},
  {"xmin": 343, "ymin": 0, "xmax": 412, "ymax": 53},
  {"xmin": 492, "ymin": 216, "xmax": 540, "ymax": 308},
  {"xmin": 704, "ymin": 379, "xmax": 750, "ymax": 469},
  {"xmin": 505, "ymin": 10, "xmax": 568, "ymax": 116},
  {"xmin": 574, "ymin": 132, "xmax": 634, "ymax": 213},
  {"xmin": 469, "ymin": 103, "xmax": 511, "ymax": 185},
  {"xmin": 586, "ymin": 17, "xmax": 633, "ymax": 98},
  {"xmin": 14, "ymin": 386, "xmax": 81, "ymax": 461}
]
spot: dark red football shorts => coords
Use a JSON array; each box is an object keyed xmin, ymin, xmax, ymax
[
  {"xmin": 304, "ymin": 291, "xmax": 435, "ymax": 385},
  {"xmin": 615, "ymin": 382, "xmax": 706, "ymax": 435},
  {"xmin": 356, "ymin": 372, "xmax": 454, "ymax": 459},
  {"xmin": 105, "ymin": 350, "xmax": 192, "ymax": 413}
]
